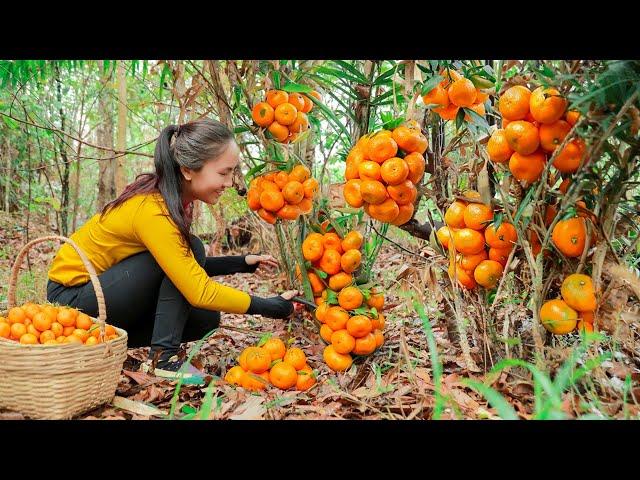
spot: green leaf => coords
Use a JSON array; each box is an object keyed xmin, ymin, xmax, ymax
[
  {"xmin": 257, "ymin": 332, "xmax": 272, "ymax": 347},
  {"xmin": 1, "ymin": 116, "xmax": 19, "ymax": 129},
  {"xmin": 314, "ymin": 268, "xmax": 328, "ymax": 280},
  {"xmin": 332, "ymin": 60, "xmax": 369, "ymax": 84},
  {"xmin": 282, "ymin": 82, "xmax": 312, "ymax": 94},
  {"xmin": 316, "ymin": 66, "xmax": 364, "ymax": 85},
  {"xmin": 245, "ymin": 163, "xmax": 266, "ymax": 181},
  {"xmin": 181, "ymin": 404, "xmax": 197, "ymax": 415},
  {"xmin": 421, "ymin": 75, "xmax": 444, "ymax": 96},
  {"xmin": 455, "ymin": 107, "xmax": 465, "ymax": 130},
  {"xmin": 272, "ymin": 71, "xmax": 281, "ymax": 89},
  {"xmin": 463, "ymin": 108, "xmax": 490, "ymax": 132},
  {"xmin": 462, "ymin": 380, "xmax": 519, "ymax": 420}
]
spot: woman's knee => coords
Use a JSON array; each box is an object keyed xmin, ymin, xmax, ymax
[{"xmin": 189, "ymin": 234, "xmax": 206, "ymax": 267}]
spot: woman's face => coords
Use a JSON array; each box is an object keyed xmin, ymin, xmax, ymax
[{"xmin": 180, "ymin": 141, "xmax": 240, "ymax": 204}]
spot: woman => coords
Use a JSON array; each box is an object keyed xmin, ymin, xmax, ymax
[{"xmin": 47, "ymin": 118, "xmax": 296, "ymax": 383}]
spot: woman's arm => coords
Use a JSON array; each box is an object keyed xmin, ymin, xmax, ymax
[{"xmin": 204, "ymin": 255, "xmax": 258, "ymax": 276}]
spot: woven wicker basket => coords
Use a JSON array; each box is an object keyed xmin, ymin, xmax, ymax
[{"xmin": 0, "ymin": 235, "xmax": 128, "ymax": 419}]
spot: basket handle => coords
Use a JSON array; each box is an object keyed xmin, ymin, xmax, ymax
[{"xmin": 8, "ymin": 235, "xmax": 107, "ymax": 335}]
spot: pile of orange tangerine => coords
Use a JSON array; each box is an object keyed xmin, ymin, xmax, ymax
[
  {"xmin": 540, "ymin": 273, "xmax": 596, "ymax": 335},
  {"xmin": 488, "ymin": 84, "xmax": 583, "ymax": 184},
  {"xmin": 0, "ymin": 303, "xmax": 120, "ymax": 345},
  {"xmin": 251, "ymin": 90, "xmax": 320, "ymax": 143},
  {"xmin": 247, "ymin": 164, "xmax": 318, "ymax": 223},
  {"xmin": 225, "ymin": 337, "xmax": 316, "ymax": 392},
  {"xmin": 301, "ymin": 227, "xmax": 385, "ymax": 371},
  {"xmin": 422, "ymin": 68, "xmax": 489, "ymax": 121},
  {"xmin": 343, "ymin": 123, "xmax": 426, "ymax": 226},
  {"xmin": 436, "ymin": 192, "xmax": 516, "ymax": 290}
]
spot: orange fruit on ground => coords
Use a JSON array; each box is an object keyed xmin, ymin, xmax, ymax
[
  {"xmin": 32, "ymin": 312, "xmax": 52, "ymax": 332},
  {"xmin": 224, "ymin": 365, "xmax": 246, "ymax": 386},
  {"xmin": 274, "ymin": 171, "xmax": 290, "ymax": 189},
  {"xmin": 577, "ymin": 320, "xmax": 594, "ymax": 334},
  {"xmin": 434, "ymin": 103, "xmax": 460, "ymax": 120},
  {"xmin": 371, "ymin": 313, "xmax": 386, "ymax": 330},
  {"xmin": 565, "ymin": 110, "xmax": 580, "ymax": 126},
  {"xmin": 463, "ymin": 203, "xmax": 494, "ymax": 231},
  {"xmin": 346, "ymin": 315, "xmax": 373, "ymax": 338},
  {"xmin": 302, "ymin": 178, "xmax": 318, "ymax": 199},
  {"xmin": 489, "ymin": 246, "xmax": 512, "ymax": 266},
  {"xmin": 436, "ymin": 226, "xmax": 455, "ymax": 249},
  {"xmin": 282, "ymin": 180, "xmax": 304, "ymax": 205},
  {"xmin": 553, "ymin": 138, "xmax": 586, "ymax": 174},
  {"xmin": 368, "ymin": 198, "xmax": 400, "ymax": 223},
  {"xmin": 266, "ymin": 90, "xmax": 289, "ymax": 108},
  {"xmin": 307, "ymin": 272, "xmax": 325, "ymax": 295},
  {"xmin": 579, "ymin": 311, "xmax": 595, "ymax": 324},
  {"xmin": 352, "ymin": 332, "xmax": 377, "ymax": 355},
  {"xmin": 10, "ymin": 322, "xmax": 27, "ymax": 340},
  {"xmin": 331, "ymin": 329, "xmax": 356, "ymax": 354},
  {"xmin": 344, "ymin": 179, "xmax": 364, "ymax": 208},
  {"xmin": 358, "ymin": 160, "xmax": 382, "ymax": 181},
  {"xmin": 540, "ymin": 299, "xmax": 578, "ymax": 335},
  {"xmin": 287, "ymin": 92, "xmax": 306, "ymax": 112},
  {"xmin": 246, "ymin": 348, "xmax": 271, "ymax": 373},
  {"xmin": 423, "ymin": 83, "xmax": 450, "ymax": 107},
  {"xmin": 360, "ymin": 180, "xmax": 388, "ymax": 205},
  {"xmin": 283, "ymin": 347, "xmax": 307, "ymax": 370},
  {"xmin": 320, "ymin": 323, "xmax": 334, "ymax": 343},
  {"xmin": 8, "ymin": 307, "xmax": 27, "ymax": 324},
  {"xmin": 448, "ymin": 263, "xmax": 477, "ymax": 289},
  {"xmin": 289, "ymin": 165, "xmax": 311, "ymax": 183},
  {"xmin": 499, "ymin": 85, "xmax": 532, "ymax": 120},
  {"xmin": 315, "ymin": 302, "xmax": 330, "ymax": 323},
  {"xmin": 19, "ymin": 333, "xmax": 39, "ymax": 344},
  {"xmin": 505, "ymin": 121, "xmax": 540, "ymax": 155},
  {"xmin": 387, "ymin": 180, "xmax": 417, "ymax": 206},
  {"xmin": 259, "ymin": 190, "xmax": 285, "ymax": 212},
  {"xmin": 323, "ymin": 345, "xmax": 353, "ymax": 372},
  {"xmin": 302, "ymin": 233, "xmax": 324, "ymax": 262},
  {"xmin": 262, "ymin": 338, "xmax": 287, "ymax": 361},
  {"xmin": 552, "ymin": 217, "xmax": 586, "ymax": 258},
  {"xmin": 323, "ymin": 232, "xmax": 343, "ymax": 253},
  {"xmin": 459, "ymin": 249, "xmax": 488, "ymax": 272},
  {"xmin": 338, "ymin": 286, "xmax": 363, "ymax": 310},
  {"xmin": 444, "ymin": 200, "xmax": 468, "ymax": 228},
  {"xmin": 241, "ymin": 371, "xmax": 269, "ymax": 391},
  {"xmin": 76, "ymin": 313, "xmax": 93, "ymax": 331},
  {"xmin": 296, "ymin": 366, "xmax": 316, "ymax": 391},
  {"xmin": 392, "ymin": 203, "xmax": 415, "ymax": 226},
  {"xmin": 340, "ymin": 249, "xmax": 362, "ymax": 274},
  {"xmin": 367, "ymin": 134, "xmax": 398, "ymax": 164},
  {"xmin": 539, "ymin": 120, "xmax": 571, "ymax": 152},
  {"xmin": 251, "ymin": 102, "xmax": 275, "ymax": 127},
  {"xmin": 509, "ymin": 150, "xmax": 546, "ymax": 184},
  {"xmin": 473, "ymin": 260, "xmax": 504, "ymax": 289},
  {"xmin": 325, "ymin": 306, "xmax": 350, "ymax": 331},
  {"xmin": 487, "ymin": 129, "xmax": 514, "ymax": 163},
  {"xmin": 62, "ymin": 325, "xmax": 76, "ymax": 337},
  {"xmin": 380, "ymin": 157, "xmax": 410, "ymax": 185},
  {"xmin": 276, "ymin": 204, "xmax": 301, "ymax": 221},
  {"xmin": 464, "ymin": 102, "xmax": 486, "ymax": 121},
  {"xmin": 392, "ymin": 126, "xmax": 428, "ymax": 154},
  {"xmin": 267, "ymin": 121, "xmax": 289, "ymax": 142},
  {"xmin": 453, "ymin": 228, "xmax": 486, "ymax": 255},
  {"xmin": 329, "ymin": 272, "xmax": 353, "ymax": 291},
  {"xmin": 485, "ymin": 222, "xmax": 518, "ymax": 249},
  {"xmin": 530, "ymin": 87, "xmax": 568, "ymax": 124},
  {"xmin": 374, "ymin": 329, "xmax": 384, "ymax": 348},
  {"xmin": 269, "ymin": 361, "xmax": 298, "ymax": 390},
  {"xmin": 341, "ymin": 230, "xmax": 364, "ymax": 251},
  {"xmin": 0, "ymin": 322, "xmax": 11, "ymax": 339},
  {"xmin": 238, "ymin": 346, "xmax": 263, "ymax": 371},
  {"xmin": 257, "ymin": 208, "xmax": 277, "ymax": 224},
  {"xmin": 405, "ymin": 152, "xmax": 426, "ymax": 184},
  {"xmin": 561, "ymin": 274, "xmax": 597, "ymax": 312},
  {"xmin": 247, "ymin": 188, "xmax": 262, "ymax": 210},
  {"xmin": 448, "ymin": 78, "xmax": 477, "ymax": 107}
]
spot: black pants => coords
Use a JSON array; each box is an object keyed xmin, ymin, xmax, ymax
[{"xmin": 47, "ymin": 235, "xmax": 239, "ymax": 362}]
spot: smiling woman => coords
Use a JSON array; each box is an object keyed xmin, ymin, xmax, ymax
[{"xmin": 45, "ymin": 118, "xmax": 297, "ymax": 384}]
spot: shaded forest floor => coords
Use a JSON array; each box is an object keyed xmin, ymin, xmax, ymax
[{"xmin": 1, "ymin": 211, "xmax": 639, "ymax": 420}]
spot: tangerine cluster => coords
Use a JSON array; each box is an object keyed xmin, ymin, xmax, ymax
[
  {"xmin": 343, "ymin": 123, "xmax": 426, "ymax": 226},
  {"xmin": 247, "ymin": 164, "xmax": 318, "ymax": 224},
  {"xmin": 488, "ymin": 84, "xmax": 584, "ymax": 184},
  {"xmin": 1, "ymin": 303, "xmax": 120, "ymax": 345},
  {"xmin": 422, "ymin": 68, "xmax": 489, "ymax": 121},
  {"xmin": 540, "ymin": 274, "xmax": 596, "ymax": 335},
  {"xmin": 225, "ymin": 337, "xmax": 316, "ymax": 392},
  {"xmin": 251, "ymin": 90, "xmax": 320, "ymax": 143}
]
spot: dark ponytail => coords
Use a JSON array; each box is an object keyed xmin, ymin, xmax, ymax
[{"xmin": 101, "ymin": 118, "xmax": 235, "ymax": 248}]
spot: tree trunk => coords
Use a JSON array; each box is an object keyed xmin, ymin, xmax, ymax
[
  {"xmin": 4, "ymin": 137, "xmax": 10, "ymax": 213},
  {"xmin": 116, "ymin": 60, "xmax": 127, "ymax": 195},
  {"xmin": 54, "ymin": 65, "xmax": 71, "ymax": 236},
  {"xmin": 97, "ymin": 60, "xmax": 116, "ymax": 211}
]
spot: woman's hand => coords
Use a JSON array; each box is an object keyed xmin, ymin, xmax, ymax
[{"xmin": 245, "ymin": 254, "xmax": 279, "ymax": 272}]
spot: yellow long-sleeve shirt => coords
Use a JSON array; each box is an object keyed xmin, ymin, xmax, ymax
[{"xmin": 48, "ymin": 193, "xmax": 251, "ymax": 313}]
